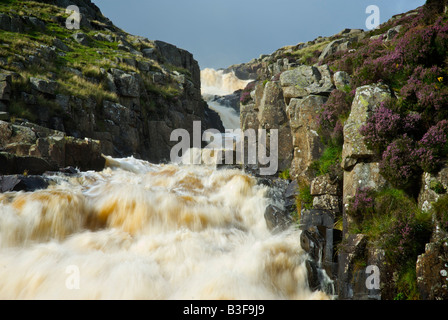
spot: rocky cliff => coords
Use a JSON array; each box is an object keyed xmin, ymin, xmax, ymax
[
  {"xmin": 237, "ymin": 3, "xmax": 448, "ymax": 300},
  {"xmin": 0, "ymin": 0, "xmax": 224, "ymax": 174}
]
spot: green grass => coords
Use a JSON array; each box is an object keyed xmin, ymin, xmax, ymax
[
  {"xmin": 296, "ymin": 183, "xmax": 313, "ymax": 213},
  {"xmin": 278, "ymin": 168, "xmax": 291, "ymax": 180},
  {"xmin": 310, "ymin": 145, "xmax": 342, "ymax": 177},
  {"xmin": 9, "ymin": 99, "xmax": 37, "ymax": 122}
]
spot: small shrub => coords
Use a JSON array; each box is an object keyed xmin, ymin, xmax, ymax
[
  {"xmin": 360, "ymin": 101, "xmax": 402, "ymax": 153},
  {"xmin": 310, "ymin": 145, "xmax": 343, "ymax": 179},
  {"xmin": 413, "ymin": 120, "xmax": 448, "ymax": 173},
  {"xmin": 379, "ymin": 136, "xmax": 421, "ymax": 189},
  {"xmin": 278, "ymin": 168, "xmax": 291, "ymax": 180},
  {"xmin": 240, "ymin": 82, "xmax": 256, "ymax": 106},
  {"xmin": 317, "ymin": 89, "xmax": 353, "ymax": 146},
  {"xmin": 296, "ymin": 183, "xmax": 313, "ymax": 212},
  {"xmin": 430, "ymin": 180, "xmax": 446, "ymax": 194},
  {"xmin": 347, "ymin": 187, "xmax": 375, "ymax": 224}
]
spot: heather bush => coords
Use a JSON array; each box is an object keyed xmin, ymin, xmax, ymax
[
  {"xmin": 379, "ymin": 136, "xmax": 421, "ymax": 189},
  {"xmin": 347, "ymin": 187, "xmax": 375, "ymax": 224},
  {"xmin": 240, "ymin": 82, "xmax": 256, "ymax": 105},
  {"xmin": 317, "ymin": 88, "xmax": 353, "ymax": 146},
  {"xmin": 400, "ymin": 65, "xmax": 448, "ymax": 120},
  {"xmin": 412, "ymin": 120, "xmax": 448, "ymax": 173},
  {"xmin": 360, "ymin": 102, "xmax": 402, "ymax": 153},
  {"xmin": 396, "ymin": 17, "xmax": 448, "ymax": 67}
]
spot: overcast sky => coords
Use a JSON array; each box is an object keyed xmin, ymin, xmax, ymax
[{"xmin": 92, "ymin": 0, "xmax": 426, "ymax": 70}]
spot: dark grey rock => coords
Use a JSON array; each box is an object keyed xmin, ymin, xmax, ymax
[
  {"xmin": 72, "ymin": 32, "xmax": 90, "ymax": 46},
  {"xmin": 264, "ymin": 204, "xmax": 293, "ymax": 233},
  {"xmin": 30, "ymin": 77, "xmax": 58, "ymax": 95},
  {"xmin": 0, "ymin": 175, "xmax": 49, "ymax": 192}
]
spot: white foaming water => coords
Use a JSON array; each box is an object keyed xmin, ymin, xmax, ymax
[
  {"xmin": 0, "ymin": 156, "xmax": 329, "ymax": 300},
  {"xmin": 201, "ymin": 68, "xmax": 250, "ymax": 96},
  {"xmin": 207, "ymin": 100, "xmax": 240, "ymax": 130}
]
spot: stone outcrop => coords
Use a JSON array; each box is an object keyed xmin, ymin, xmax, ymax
[
  {"xmin": 0, "ymin": 120, "xmax": 104, "ymax": 174},
  {"xmin": 418, "ymin": 165, "xmax": 448, "ymax": 212},
  {"xmin": 0, "ymin": 1, "xmax": 224, "ymax": 170},
  {"xmin": 416, "ymin": 237, "xmax": 448, "ymax": 300},
  {"xmin": 341, "ymin": 84, "xmax": 392, "ymax": 170},
  {"xmin": 288, "ymin": 95, "xmax": 327, "ymax": 184}
]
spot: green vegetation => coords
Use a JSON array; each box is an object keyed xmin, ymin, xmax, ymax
[
  {"xmin": 278, "ymin": 168, "xmax": 291, "ymax": 180},
  {"xmin": 347, "ymin": 187, "xmax": 433, "ymax": 299},
  {"xmin": 0, "ymin": 0, "xmax": 183, "ymax": 122},
  {"xmin": 295, "ymin": 183, "xmax": 313, "ymax": 213},
  {"xmin": 310, "ymin": 145, "xmax": 342, "ymax": 178}
]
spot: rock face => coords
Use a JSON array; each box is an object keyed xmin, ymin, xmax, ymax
[
  {"xmin": 288, "ymin": 95, "xmax": 327, "ymax": 184},
  {"xmin": 0, "ymin": 120, "xmax": 105, "ymax": 174},
  {"xmin": 343, "ymin": 162, "xmax": 388, "ymax": 232},
  {"xmin": 418, "ymin": 165, "xmax": 448, "ymax": 212},
  {"xmin": 280, "ymin": 65, "xmax": 334, "ymax": 102},
  {"xmin": 342, "ymin": 84, "xmax": 392, "ymax": 170},
  {"xmin": 0, "ymin": 0, "xmax": 224, "ymax": 171},
  {"xmin": 416, "ymin": 237, "xmax": 448, "ymax": 300},
  {"xmin": 239, "ymin": 63, "xmax": 333, "ymax": 178}
]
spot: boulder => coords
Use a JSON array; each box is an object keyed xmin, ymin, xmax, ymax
[
  {"xmin": 333, "ymin": 71, "xmax": 351, "ymax": 91},
  {"xmin": 0, "ymin": 120, "xmax": 13, "ymax": 147},
  {"xmin": 385, "ymin": 25, "xmax": 403, "ymax": 41},
  {"xmin": 280, "ymin": 65, "xmax": 334, "ymax": 100},
  {"xmin": 30, "ymin": 77, "xmax": 58, "ymax": 95},
  {"xmin": 300, "ymin": 209, "xmax": 335, "ymax": 230},
  {"xmin": 103, "ymin": 100, "xmax": 130, "ymax": 125},
  {"xmin": 154, "ymin": 40, "xmax": 201, "ymax": 88},
  {"xmin": 311, "ymin": 174, "xmax": 341, "ymax": 196},
  {"xmin": 257, "ymin": 81, "xmax": 293, "ymax": 170},
  {"xmin": 0, "ymin": 13, "xmax": 11, "ymax": 31},
  {"xmin": 258, "ymin": 81, "xmax": 287, "ymax": 128},
  {"xmin": 240, "ymin": 103, "xmax": 259, "ymax": 131},
  {"xmin": 26, "ymin": 16, "xmax": 46, "ymax": 31},
  {"xmin": 64, "ymin": 137, "xmax": 105, "ymax": 172},
  {"xmin": 142, "ymin": 47, "xmax": 158, "ymax": 60},
  {"xmin": 52, "ymin": 38, "xmax": 71, "ymax": 52},
  {"xmin": 264, "ymin": 204, "xmax": 293, "ymax": 234},
  {"xmin": 319, "ymin": 39, "xmax": 345, "ymax": 61},
  {"xmin": 0, "ymin": 152, "xmax": 56, "ymax": 175},
  {"xmin": 0, "ymin": 175, "xmax": 49, "ymax": 193},
  {"xmin": 313, "ymin": 194, "xmax": 340, "ymax": 212},
  {"xmin": 0, "ymin": 111, "xmax": 9, "ymax": 121},
  {"xmin": 110, "ymin": 68, "xmax": 140, "ymax": 98},
  {"xmin": 342, "ymin": 84, "xmax": 392, "ymax": 170}
]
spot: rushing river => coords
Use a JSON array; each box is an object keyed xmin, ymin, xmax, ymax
[
  {"xmin": 0, "ymin": 68, "xmax": 329, "ymax": 300},
  {"xmin": 0, "ymin": 156, "xmax": 328, "ymax": 299}
]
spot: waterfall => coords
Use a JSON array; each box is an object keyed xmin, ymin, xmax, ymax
[
  {"xmin": 201, "ymin": 68, "xmax": 250, "ymax": 130},
  {"xmin": 201, "ymin": 68, "xmax": 250, "ymax": 97},
  {"xmin": 0, "ymin": 156, "xmax": 329, "ymax": 300}
]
